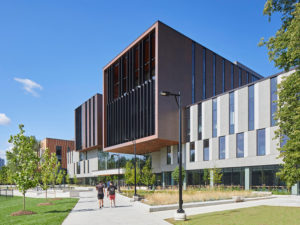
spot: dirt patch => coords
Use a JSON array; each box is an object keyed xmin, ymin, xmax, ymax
[
  {"xmin": 11, "ymin": 210, "xmax": 36, "ymax": 216},
  {"xmin": 37, "ymin": 202, "xmax": 53, "ymax": 206},
  {"xmin": 50, "ymin": 198, "xmax": 62, "ymax": 201}
]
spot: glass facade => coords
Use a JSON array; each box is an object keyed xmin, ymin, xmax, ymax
[
  {"xmin": 229, "ymin": 92, "xmax": 235, "ymax": 134},
  {"xmin": 190, "ymin": 142, "xmax": 195, "ymax": 162},
  {"xmin": 248, "ymin": 85, "xmax": 255, "ymax": 130},
  {"xmin": 167, "ymin": 146, "xmax": 171, "ymax": 165},
  {"xmin": 257, "ymin": 129, "xmax": 266, "ymax": 156},
  {"xmin": 271, "ymin": 77, "xmax": 277, "ymax": 126},
  {"xmin": 77, "ymin": 162, "xmax": 80, "ymax": 174},
  {"xmin": 203, "ymin": 139, "xmax": 209, "ymax": 161},
  {"xmin": 219, "ymin": 136, "xmax": 225, "ymax": 159},
  {"xmin": 56, "ymin": 146, "xmax": 62, "ymax": 165},
  {"xmin": 236, "ymin": 133, "xmax": 244, "ymax": 158},
  {"xmin": 212, "ymin": 98, "xmax": 217, "ymax": 137},
  {"xmin": 198, "ymin": 103, "xmax": 202, "ymax": 140}
]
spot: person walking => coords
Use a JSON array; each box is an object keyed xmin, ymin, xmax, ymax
[
  {"xmin": 96, "ymin": 181, "xmax": 105, "ymax": 209},
  {"xmin": 107, "ymin": 181, "xmax": 117, "ymax": 208}
]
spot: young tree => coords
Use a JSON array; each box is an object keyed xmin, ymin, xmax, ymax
[
  {"xmin": 65, "ymin": 173, "xmax": 70, "ymax": 185},
  {"xmin": 56, "ymin": 170, "xmax": 64, "ymax": 187},
  {"xmin": 211, "ymin": 168, "xmax": 223, "ymax": 186},
  {"xmin": 40, "ymin": 148, "xmax": 57, "ymax": 199},
  {"xmin": 203, "ymin": 169, "xmax": 210, "ymax": 186},
  {"xmin": 0, "ymin": 166, "xmax": 8, "ymax": 184},
  {"xmin": 6, "ymin": 124, "xmax": 39, "ymax": 211},
  {"xmin": 124, "ymin": 161, "xmax": 134, "ymax": 185},
  {"xmin": 50, "ymin": 160, "xmax": 61, "ymax": 198},
  {"xmin": 260, "ymin": 0, "xmax": 300, "ymax": 188},
  {"xmin": 171, "ymin": 166, "xmax": 185, "ymax": 185},
  {"xmin": 73, "ymin": 174, "xmax": 78, "ymax": 185},
  {"xmin": 141, "ymin": 158, "xmax": 155, "ymax": 188}
]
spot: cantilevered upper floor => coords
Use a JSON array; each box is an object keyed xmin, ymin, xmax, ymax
[{"xmin": 102, "ymin": 20, "xmax": 263, "ymax": 154}]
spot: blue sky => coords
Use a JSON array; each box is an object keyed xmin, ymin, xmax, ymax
[{"xmin": 0, "ymin": 0, "xmax": 281, "ymax": 161}]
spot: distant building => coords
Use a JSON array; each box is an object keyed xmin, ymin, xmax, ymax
[
  {"xmin": 0, "ymin": 157, "xmax": 5, "ymax": 168},
  {"xmin": 40, "ymin": 138, "xmax": 74, "ymax": 169}
]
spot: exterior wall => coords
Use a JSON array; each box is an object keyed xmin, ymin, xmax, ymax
[{"xmin": 40, "ymin": 138, "xmax": 74, "ymax": 169}]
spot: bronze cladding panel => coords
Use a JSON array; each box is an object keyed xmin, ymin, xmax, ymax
[
  {"xmin": 233, "ymin": 64, "xmax": 239, "ymax": 88},
  {"xmin": 242, "ymin": 69, "xmax": 247, "ymax": 85},
  {"xmin": 194, "ymin": 44, "xmax": 203, "ymax": 102},
  {"xmin": 156, "ymin": 22, "xmax": 193, "ymax": 142},
  {"xmin": 225, "ymin": 60, "xmax": 232, "ymax": 91},
  {"xmin": 215, "ymin": 54, "xmax": 223, "ymax": 95}
]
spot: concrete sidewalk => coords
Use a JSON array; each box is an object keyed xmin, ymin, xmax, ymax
[{"xmin": 63, "ymin": 190, "xmax": 300, "ymax": 225}]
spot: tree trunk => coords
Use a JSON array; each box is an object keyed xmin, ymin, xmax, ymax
[
  {"xmin": 23, "ymin": 192, "xmax": 25, "ymax": 211},
  {"xmin": 46, "ymin": 189, "xmax": 47, "ymax": 200}
]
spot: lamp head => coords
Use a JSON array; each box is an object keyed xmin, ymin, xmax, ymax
[{"xmin": 160, "ymin": 91, "xmax": 170, "ymax": 96}]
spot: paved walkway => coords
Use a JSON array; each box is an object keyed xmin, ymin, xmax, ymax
[{"xmin": 63, "ymin": 190, "xmax": 300, "ymax": 225}]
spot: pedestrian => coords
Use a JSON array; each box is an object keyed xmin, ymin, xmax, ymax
[
  {"xmin": 107, "ymin": 181, "xmax": 117, "ymax": 208},
  {"xmin": 96, "ymin": 181, "xmax": 105, "ymax": 209}
]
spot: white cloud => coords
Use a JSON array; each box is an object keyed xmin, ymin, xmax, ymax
[
  {"xmin": 14, "ymin": 78, "xmax": 43, "ymax": 97},
  {"xmin": 0, "ymin": 143, "xmax": 13, "ymax": 164},
  {"xmin": 0, "ymin": 113, "xmax": 11, "ymax": 125}
]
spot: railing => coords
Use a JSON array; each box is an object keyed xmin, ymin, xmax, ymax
[{"xmin": 0, "ymin": 187, "xmax": 14, "ymax": 199}]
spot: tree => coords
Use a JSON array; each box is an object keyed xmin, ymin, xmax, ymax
[
  {"xmin": 203, "ymin": 169, "xmax": 210, "ymax": 186},
  {"xmin": 73, "ymin": 174, "xmax": 78, "ymax": 185},
  {"xmin": 172, "ymin": 166, "xmax": 185, "ymax": 185},
  {"xmin": 40, "ymin": 148, "xmax": 57, "ymax": 199},
  {"xmin": 50, "ymin": 159, "xmax": 61, "ymax": 198},
  {"xmin": 260, "ymin": 0, "xmax": 300, "ymax": 188},
  {"xmin": 0, "ymin": 166, "xmax": 8, "ymax": 184},
  {"xmin": 56, "ymin": 170, "xmax": 64, "ymax": 186},
  {"xmin": 6, "ymin": 124, "xmax": 39, "ymax": 211},
  {"xmin": 141, "ymin": 158, "xmax": 155, "ymax": 187},
  {"xmin": 65, "ymin": 173, "xmax": 70, "ymax": 185},
  {"xmin": 124, "ymin": 161, "xmax": 141, "ymax": 186},
  {"xmin": 211, "ymin": 168, "xmax": 223, "ymax": 186}
]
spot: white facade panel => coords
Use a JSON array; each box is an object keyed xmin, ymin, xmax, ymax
[
  {"xmin": 218, "ymin": 94, "xmax": 229, "ymax": 136},
  {"xmin": 202, "ymin": 100, "xmax": 212, "ymax": 139},
  {"xmin": 236, "ymin": 87, "xmax": 248, "ymax": 133}
]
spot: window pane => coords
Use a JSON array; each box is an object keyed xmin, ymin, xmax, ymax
[
  {"xmin": 219, "ymin": 136, "xmax": 225, "ymax": 159},
  {"xmin": 229, "ymin": 92, "xmax": 235, "ymax": 134},
  {"xmin": 190, "ymin": 142, "xmax": 195, "ymax": 162},
  {"xmin": 271, "ymin": 77, "xmax": 277, "ymax": 126},
  {"xmin": 248, "ymin": 85, "xmax": 254, "ymax": 130},
  {"xmin": 257, "ymin": 129, "xmax": 266, "ymax": 156},
  {"xmin": 212, "ymin": 99, "xmax": 217, "ymax": 137},
  {"xmin": 198, "ymin": 103, "xmax": 202, "ymax": 140},
  {"xmin": 203, "ymin": 139, "xmax": 209, "ymax": 161},
  {"xmin": 236, "ymin": 133, "xmax": 244, "ymax": 158},
  {"xmin": 167, "ymin": 146, "xmax": 171, "ymax": 165}
]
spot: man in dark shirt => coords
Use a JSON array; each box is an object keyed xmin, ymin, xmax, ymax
[
  {"xmin": 96, "ymin": 181, "xmax": 105, "ymax": 209},
  {"xmin": 107, "ymin": 181, "xmax": 117, "ymax": 208}
]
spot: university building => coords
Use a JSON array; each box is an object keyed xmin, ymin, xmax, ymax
[{"xmin": 67, "ymin": 21, "xmax": 299, "ymax": 193}]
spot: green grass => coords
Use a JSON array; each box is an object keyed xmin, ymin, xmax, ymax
[
  {"xmin": 0, "ymin": 196, "xmax": 78, "ymax": 225},
  {"xmin": 166, "ymin": 206, "xmax": 300, "ymax": 225}
]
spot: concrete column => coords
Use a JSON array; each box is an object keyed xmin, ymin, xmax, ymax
[
  {"xmin": 162, "ymin": 172, "xmax": 165, "ymax": 188},
  {"xmin": 183, "ymin": 171, "xmax": 187, "ymax": 190},
  {"xmin": 245, "ymin": 167, "xmax": 251, "ymax": 190},
  {"xmin": 291, "ymin": 182, "xmax": 299, "ymax": 195},
  {"xmin": 210, "ymin": 170, "xmax": 214, "ymax": 187}
]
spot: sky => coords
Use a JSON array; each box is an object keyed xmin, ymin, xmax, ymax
[{"xmin": 0, "ymin": 0, "xmax": 282, "ymax": 162}]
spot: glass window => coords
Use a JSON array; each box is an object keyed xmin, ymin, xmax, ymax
[
  {"xmin": 229, "ymin": 92, "xmax": 235, "ymax": 134},
  {"xmin": 257, "ymin": 129, "xmax": 266, "ymax": 156},
  {"xmin": 77, "ymin": 162, "xmax": 80, "ymax": 174},
  {"xmin": 186, "ymin": 107, "xmax": 190, "ymax": 142},
  {"xmin": 203, "ymin": 48, "xmax": 206, "ymax": 99},
  {"xmin": 248, "ymin": 85, "xmax": 255, "ymax": 130},
  {"xmin": 219, "ymin": 136, "xmax": 225, "ymax": 159},
  {"xmin": 198, "ymin": 103, "xmax": 202, "ymax": 140},
  {"xmin": 190, "ymin": 142, "xmax": 195, "ymax": 162},
  {"xmin": 203, "ymin": 139, "xmax": 209, "ymax": 161},
  {"xmin": 213, "ymin": 54, "xmax": 216, "ymax": 96},
  {"xmin": 271, "ymin": 77, "xmax": 277, "ymax": 126},
  {"xmin": 212, "ymin": 98, "xmax": 217, "ymax": 137},
  {"xmin": 236, "ymin": 133, "xmax": 244, "ymax": 158},
  {"xmin": 167, "ymin": 146, "xmax": 171, "ymax": 165}
]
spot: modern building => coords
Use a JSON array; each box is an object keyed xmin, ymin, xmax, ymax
[
  {"xmin": 102, "ymin": 21, "xmax": 262, "ymax": 156},
  {"xmin": 68, "ymin": 93, "xmax": 148, "ymax": 184},
  {"xmin": 40, "ymin": 138, "xmax": 74, "ymax": 169},
  {"xmin": 0, "ymin": 157, "xmax": 5, "ymax": 168}
]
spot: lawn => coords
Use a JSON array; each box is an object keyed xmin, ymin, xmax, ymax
[
  {"xmin": 0, "ymin": 196, "xmax": 78, "ymax": 225},
  {"xmin": 121, "ymin": 188, "xmax": 266, "ymax": 205},
  {"xmin": 166, "ymin": 206, "xmax": 300, "ymax": 225}
]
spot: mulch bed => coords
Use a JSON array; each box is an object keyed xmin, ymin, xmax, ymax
[
  {"xmin": 50, "ymin": 198, "xmax": 62, "ymax": 201},
  {"xmin": 37, "ymin": 202, "xmax": 53, "ymax": 206},
  {"xmin": 11, "ymin": 210, "xmax": 36, "ymax": 216}
]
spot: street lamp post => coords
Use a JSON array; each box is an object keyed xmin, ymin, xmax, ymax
[
  {"xmin": 125, "ymin": 138, "xmax": 138, "ymax": 199},
  {"xmin": 112, "ymin": 154, "xmax": 121, "ymax": 193},
  {"xmin": 160, "ymin": 91, "xmax": 186, "ymax": 220}
]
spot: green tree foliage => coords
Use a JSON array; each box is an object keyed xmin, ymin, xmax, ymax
[
  {"xmin": 141, "ymin": 158, "xmax": 155, "ymax": 187},
  {"xmin": 65, "ymin": 173, "xmax": 70, "ymax": 185},
  {"xmin": 203, "ymin": 169, "xmax": 210, "ymax": 186},
  {"xmin": 40, "ymin": 148, "xmax": 57, "ymax": 199},
  {"xmin": 211, "ymin": 168, "xmax": 223, "ymax": 186},
  {"xmin": 6, "ymin": 124, "xmax": 40, "ymax": 210},
  {"xmin": 0, "ymin": 166, "xmax": 8, "ymax": 184},
  {"xmin": 124, "ymin": 161, "xmax": 140, "ymax": 185},
  {"xmin": 73, "ymin": 174, "xmax": 78, "ymax": 185},
  {"xmin": 171, "ymin": 166, "xmax": 185, "ymax": 184},
  {"xmin": 260, "ymin": 0, "xmax": 300, "ymax": 188}
]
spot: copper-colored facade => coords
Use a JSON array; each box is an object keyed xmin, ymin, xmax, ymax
[
  {"xmin": 103, "ymin": 21, "xmax": 262, "ymax": 154},
  {"xmin": 75, "ymin": 93, "xmax": 103, "ymax": 152},
  {"xmin": 40, "ymin": 138, "xmax": 74, "ymax": 169}
]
